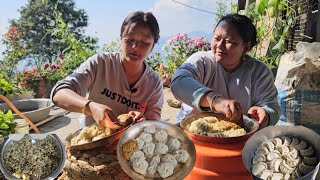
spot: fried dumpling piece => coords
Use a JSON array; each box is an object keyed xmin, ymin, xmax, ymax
[
  {"xmin": 206, "ymin": 120, "xmax": 241, "ymax": 133},
  {"xmin": 223, "ymin": 128, "xmax": 246, "ymax": 137},
  {"xmin": 92, "ymin": 133, "xmax": 107, "ymax": 141},
  {"xmin": 122, "ymin": 139, "xmax": 139, "ymax": 160},
  {"xmin": 117, "ymin": 113, "xmax": 134, "ymax": 126},
  {"xmin": 188, "ymin": 119, "xmax": 208, "ymax": 135},
  {"xmin": 202, "ymin": 116, "xmax": 219, "ymax": 123}
]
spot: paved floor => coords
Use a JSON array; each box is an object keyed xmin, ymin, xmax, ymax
[{"xmin": 33, "ymin": 87, "xmax": 181, "ymax": 144}]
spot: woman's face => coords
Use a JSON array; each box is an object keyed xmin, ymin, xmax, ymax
[
  {"xmin": 211, "ymin": 21, "xmax": 249, "ymax": 72},
  {"xmin": 121, "ymin": 23, "xmax": 154, "ymax": 65}
]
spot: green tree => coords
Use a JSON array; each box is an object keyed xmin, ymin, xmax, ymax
[
  {"xmin": 214, "ymin": 0, "xmax": 237, "ymax": 23},
  {"xmin": 3, "ymin": 0, "xmax": 90, "ymax": 63}
]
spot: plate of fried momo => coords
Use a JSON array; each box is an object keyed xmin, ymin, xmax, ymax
[
  {"xmin": 66, "ymin": 113, "xmax": 134, "ymax": 150},
  {"xmin": 117, "ymin": 121, "xmax": 196, "ymax": 180},
  {"xmin": 180, "ymin": 112, "xmax": 259, "ymax": 144}
]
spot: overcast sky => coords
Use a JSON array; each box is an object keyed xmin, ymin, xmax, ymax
[{"xmin": 0, "ymin": 0, "xmax": 223, "ymax": 59}]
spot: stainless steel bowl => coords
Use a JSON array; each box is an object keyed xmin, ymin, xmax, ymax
[
  {"xmin": 0, "ymin": 134, "xmax": 66, "ymax": 180},
  {"xmin": 0, "ymin": 98, "xmax": 54, "ymax": 123},
  {"xmin": 180, "ymin": 112, "xmax": 260, "ymax": 144},
  {"xmin": 117, "ymin": 120, "xmax": 196, "ymax": 180},
  {"xmin": 242, "ymin": 126, "xmax": 320, "ymax": 180}
]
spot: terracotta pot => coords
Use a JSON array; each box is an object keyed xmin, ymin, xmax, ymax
[{"xmin": 19, "ymin": 79, "xmax": 47, "ymax": 98}]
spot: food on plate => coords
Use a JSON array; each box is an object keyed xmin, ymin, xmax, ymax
[
  {"xmin": 130, "ymin": 150, "xmax": 145, "ymax": 163},
  {"xmin": 138, "ymin": 132, "xmax": 153, "ymax": 143},
  {"xmin": 154, "ymin": 129, "xmax": 168, "ymax": 142},
  {"xmin": 175, "ymin": 149, "xmax": 190, "ymax": 163},
  {"xmin": 117, "ymin": 113, "xmax": 134, "ymax": 126},
  {"xmin": 71, "ymin": 124, "xmax": 116, "ymax": 145},
  {"xmin": 3, "ymin": 136, "xmax": 61, "ymax": 180},
  {"xmin": 122, "ymin": 125, "xmax": 190, "ymax": 178},
  {"xmin": 155, "ymin": 143, "xmax": 169, "ymax": 155},
  {"xmin": 143, "ymin": 142, "xmax": 156, "ymax": 156},
  {"xmin": 188, "ymin": 116, "xmax": 246, "ymax": 138},
  {"xmin": 122, "ymin": 139, "xmax": 139, "ymax": 160},
  {"xmin": 70, "ymin": 113, "xmax": 133, "ymax": 146},
  {"xmin": 147, "ymin": 155, "xmax": 161, "ymax": 175},
  {"xmin": 132, "ymin": 158, "xmax": 148, "ymax": 175},
  {"xmin": 252, "ymin": 136, "xmax": 319, "ymax": 179},
  {"xmin": 157, "ymin": 162, "xmax": 175, "ymax": 178},
  {"xmin": 168, "ymin": 137, "xmax": 181, "ymax": 151},
  {"xmin": 144, "ymin": 126, "xmax": 157, "ymax": 134}
]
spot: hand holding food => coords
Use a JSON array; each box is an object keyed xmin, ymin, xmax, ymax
[
  {"xmin": 248, "ymin": 106, "xmax": 269, "ymax": 128},
  {"xmin": 210, "ymin": 96, "xmax": 242, "ymax": 123},
  {"xmin": 85, "ymin": 102, "xmax": 120, "ymax": 129}
]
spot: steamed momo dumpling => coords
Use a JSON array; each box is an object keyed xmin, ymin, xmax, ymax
[
  {"xmin": 143, "ymin": 126, "xmax": 157, "ymax": 134},
  {"xmin": 143, "ymin": 142, "xmax": 155, "ymax": 156},
  {"xmin": 147, "ymin": 155, "xmax": 161, "ymax": 175},
  {"xmin": 157, "ymin": 162, "xmax": 175, "ymax": 178},
  {"xmin": 130, "ymin": 150, "xmax": 145, "ymax": 163},
  {"xmin": 154, "ymin": 143, "xmax": 169, "ymax": 155},
  {"xmin": 138, "ymin": 132, "xmax": 152, "ymax": 143},
  {"xmin": 161, "ymin": 153, "xmax": 178, "ymax": 168},
  {"xmin": 175, "ymin": 149, "xmax": 190, "ymax": 163},
  {"xmin": 154, "ymin": 129, "xmax": 168, "ymax": 142},
  {"xmin": 132, "ymin": 158, "xmax": 148, "ymax": 175},
  {"xmin": 168, "ymin": 137, "xmax": 181, "ymax": 151}
]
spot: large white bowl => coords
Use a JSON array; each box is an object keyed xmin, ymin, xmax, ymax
[{"xmin": 0, "ymin": 98, "xmax": 54, "ymax": 124}]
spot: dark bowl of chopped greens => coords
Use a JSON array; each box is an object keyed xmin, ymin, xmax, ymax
[{"xmin": 0, "ymin": 134, "xmax": 66, "ymax": 180}]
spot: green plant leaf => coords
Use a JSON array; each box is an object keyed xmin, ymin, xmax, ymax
[{"xmin": 257, "ymin": 0, "xmax": 268, "ymax": 15}]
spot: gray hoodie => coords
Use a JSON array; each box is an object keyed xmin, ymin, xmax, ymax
[
  {"xmin": 51, "ymin": 52, "xmax": 164, "ymax": 125},
  {"xmin": 171, "ymin": 51, "xmax": 280, "ymax": 125}
]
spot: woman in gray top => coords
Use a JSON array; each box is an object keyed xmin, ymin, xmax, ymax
[
  {"xmin": 52, "ymin": 11, "xmax": 164, "ymax": 129},
  {"xmin": 171, "ymin": 14, "xmax": 280, "ymax": 128}
]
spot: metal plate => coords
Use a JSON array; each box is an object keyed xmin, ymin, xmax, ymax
[
  {"xmin": 242, "ymin": 126, "xmax": 320, "ymax": 180},
  {"xmin": 117, "ymin": 120, "xmax": 196, "ymax": 180},
  {"xmin": 66, "ymin": 121, "xmax": 134, "ymax": 150},
  {"xmin": 0, "ymin": 134, "xmax": 66, "ymax": 180},
  {"xmin": 180, "ymin": 112, "xmax": 260, "ymax": 144}
]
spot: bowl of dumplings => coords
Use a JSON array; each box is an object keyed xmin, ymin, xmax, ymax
[
  {"xmin": 180, "ymin": 112, "xmax": 259, "ymax": 144},
  {"xmin": 117, "ymin": 120, "xmax": 196, "ymax": 180},
  {"xmin": 242, "ymin": 126, "xmax": 320, "ymax": 180},
  {"xmin": 66, "ymin": 113, "xmax": 134, "ymax": 150}
]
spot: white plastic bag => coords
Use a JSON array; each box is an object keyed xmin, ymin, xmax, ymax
[{"xmin": 275, "ymin": 42, "xmax": 320, "ymax": 131}]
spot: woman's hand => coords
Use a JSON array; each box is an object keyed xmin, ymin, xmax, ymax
[
  {"xmin": 247, "ymin": 106, "xmax": 269, "ymax": 128},
  {"xmin": 211, "ymin": 97, "xmax": 242, "ymax": 123},
  {"xmin": 88, "ymin": 102, "xmax": 121, "ymax": 129},
  {"xmin": 128, "ymin": 111, "xmax": 145, "ymax": 122}
]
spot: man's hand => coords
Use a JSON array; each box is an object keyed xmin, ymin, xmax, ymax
[
  {"xmin": 247, "ymin": 106, "xmax": 269, "ymax": 128},
  {"xmin": 128, "ymin": 111, "xmax": 145, "ymax": 122},
  {"xmin": 88, "ymin": 102, "xmax": 121, "ymax": 129},
  {"xmin": 211, "ymin": 97, "xmax": 242, "ymax": 123}
]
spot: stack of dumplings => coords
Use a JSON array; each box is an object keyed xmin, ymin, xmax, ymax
[
  {"xmin": 251, "ymin": 136, "xmax": 319, "ymax": 180},
  {"xmin": 122, "ymin": 125, "xmax": 190, "ymax": 178}
]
